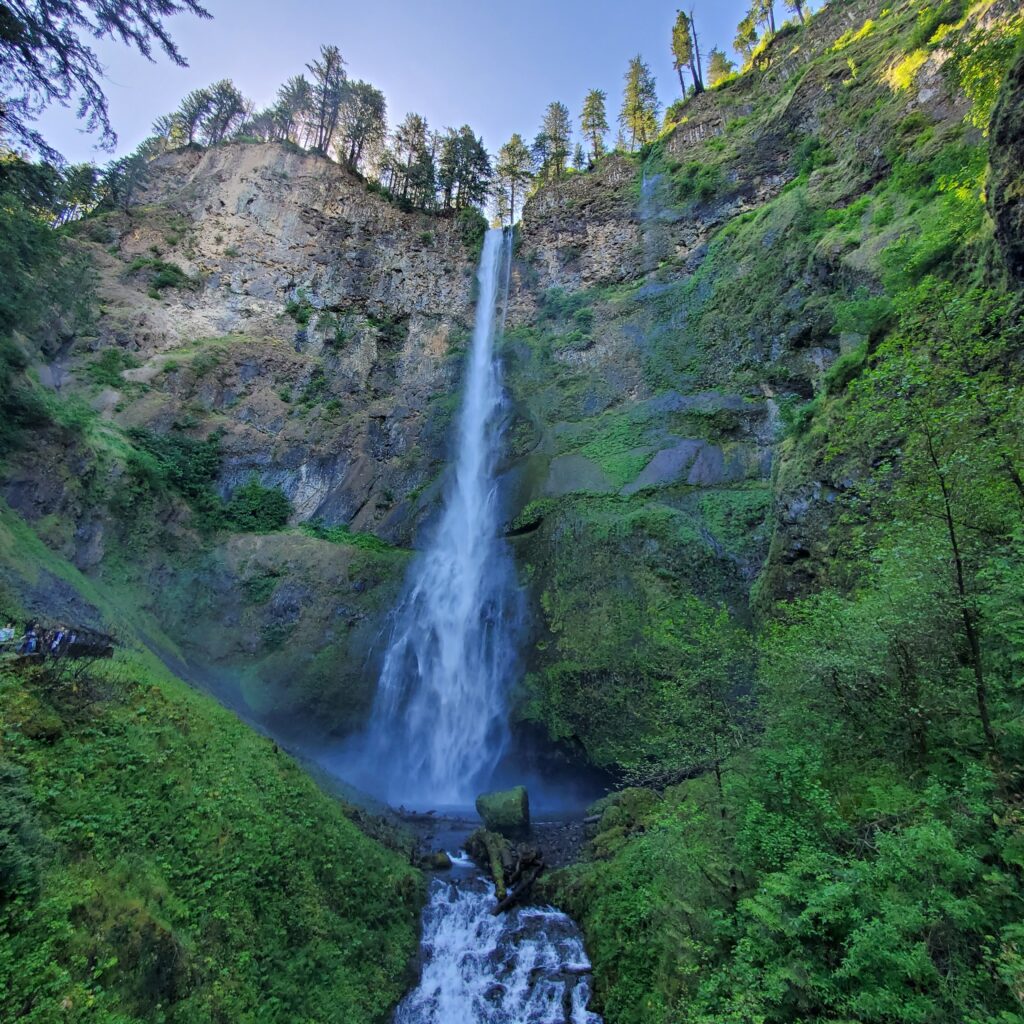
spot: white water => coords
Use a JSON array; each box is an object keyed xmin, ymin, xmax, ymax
[
  {"xmin": 352, "ymin": 228, "xmax": 521, "ymax": 807},
  {"xmin": 395, "ymin": 875, "xmax": 602, "ymax": 1024}
]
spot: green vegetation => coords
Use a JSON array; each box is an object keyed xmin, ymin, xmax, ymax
[
  {"xmin": 0, "ymin": 651, "xmax": 420, "ymax": 1023},
  {"xmin": 84, "ymin": 347, "xmax": 141, "ymax": 387},
  {"xmin": 519, "ymin": 8, "xmax": 1024, "ymax": 1024},
  {"xmin": 126, "ymin": 256, "xmax": 199, "ymax": 297},
  {"xmin": 224, "ymin": 477, "xmax": 292, "ymax": 532},
  {"xmin": 301, "ymin": 520, "xmax": 400, "ymax": 554}
]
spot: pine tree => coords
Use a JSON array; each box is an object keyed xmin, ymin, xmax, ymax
[
  {"xmin": 176, "ymin": 86, "xmax": 213, "ymax": 145},
  {"xmin": 707, "ymin": 48, "xmax": 737, "ymax": 87},
  {"xmin": 338, "ymin": 80, "xmax": 386, "ymax": 171},
  {"xmin": 580, "ymin": 89, "xmax": 609, "ymax": 161},
  {"xmin": 200, "ymin": 79, "xmax": 246, "ymax": 145},
  {"xmin": 0, "ymin": 0, "xmax": 211, "ymax": 159},
  {"xmin": 273, "ymin": 76, "xmax": 311, "ymax": 144},
  {"xmin": 541, "ymin": 101, "xmax": 572, "ymax": 180},
  {"xmin": 495, "ymin": 133, "xmax": 533, "ymax": 226},
  {"xmin": 734, "ymin": 13, "xmax": 759, "ymax": 63},
  {"xmin": 307, "ymin": 44, "xmax": 347, "ymax": 155},
  {"xmin": 572, "ymin": 142, "xmax": 586, "ymax": 171},
  {"xmin": 672, "ymin": 11, "xmax": 704, "ymax": 95},
  {"xmin": 752, "ymin": 0, "xmax": 777, "ymax": 37},
  {"xmin": 437, "ymin": 126, "xmax": 491, "ymax": 211},
  {"xmin": 619, "ymin": 55, "xmax": 660, "ymax": 152}
]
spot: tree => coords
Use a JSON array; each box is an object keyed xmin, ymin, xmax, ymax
[
  {"xmin": 391, "ymin": 112, "xmax": 433, "ymax": 202},
  {"xmin": 672, "ymin": 10, "xmax": 704, "ymax": 95},
  {"xmin": 540, "ymin": 101, "xmax": 571, "ymax": 180},
  {"xmin": 619, "ymin": 55, "xmax": 660, "ymax": 152},
  {"xmin": 751, "ymin": 0, "xmax": 777, "ymax": 38},
  {"xmin": 572, "ymin": 142, "xmax": 586, "ymax": 171},
  {"xmin": 199, "ymin": 79, "xmax": 246, "ymax": 145},
  {"xmin": 495, "ymin": 133, "xmax": 533, "ymax": 227},
  {"xmin": 307, "ymin": 44, "xmax": 347, "ymax": 155},
  {"xmin": 53, "ymin": 163, "xmax": 100, "ymax": 224},
  {"xmin": 337, "ymin": 80, "xmax": 386, "ymax": 172},
  {"xmin": 174, "ymin": 86, "xmax": 213, "ymax": 146},
  {"xmin": 273, "ymin": 75, "xmax": 311, "ymax": 144},
  {"xmin": 98, "ymin": 151, "xmax": 149, "ymax": 212},
  {"xmin": 437, "ymin": 126, "xmax": 491, "ymax": 211},
  {"xmin": 708, "ymin": 48, "xmax": 737, "ymax": 87},
  {"xmin": 785, "ymin": 0, "xmax": 807, "ymax": 24},
  {"xmin": 734, "ymin": 13, "xmax": 760, "ymax": 63},
  {"xmin": 0, "ymin": 0, "xmax": 211, "ymax": 159},
  {"xmin": 580, "ymin": 89, "xmax": 609, "ymax": 161}
]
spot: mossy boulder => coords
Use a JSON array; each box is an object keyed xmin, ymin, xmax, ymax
[{"xmin": 475, "ymin": 786, "xmax": 530, "ymax": 836}]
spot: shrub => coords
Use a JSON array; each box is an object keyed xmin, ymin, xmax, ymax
[
  {"xmin": 225, "ymin": 477, "xmax": 291, "ymax": 532},
  {"xmin": 127, "ymin": 257, "xmax": 198, "ymax": 294}
]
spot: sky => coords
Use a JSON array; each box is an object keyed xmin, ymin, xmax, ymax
[{"xmin": 37, "ymin": 0, "xmax": 819, "ymax": 165}]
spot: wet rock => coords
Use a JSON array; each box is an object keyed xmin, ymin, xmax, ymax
[
  {"xmin": 475, "ymin": 786, "xmax": 531, "ymax": 836},
  {"xmin": 989, "ymin": 44, "xmax": 1024, "ymax": 284},
  {"xmin": 419, "ymin": 850, "xmax": 453, "ymax": 871}
]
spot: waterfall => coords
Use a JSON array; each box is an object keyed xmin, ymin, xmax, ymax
[
  {"xmin": 395, "ymin": 871, "xmax": 602, "ymax": 1024},
  {"xmin": 353, "ymin": 227, "xmax": 521, "ymax": 807}
]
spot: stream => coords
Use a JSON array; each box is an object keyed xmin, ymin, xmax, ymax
[{"xmin": 395, "ymin": 855, "xmax": 601, "ymax": 1024}]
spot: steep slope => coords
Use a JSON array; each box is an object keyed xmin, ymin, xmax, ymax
[{"xmin": 0, "ymin": 509, "xmax": 420, "ymax": 1023}]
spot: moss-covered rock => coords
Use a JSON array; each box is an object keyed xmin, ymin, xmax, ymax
[{"xmin": 475, "ymin": 786, "xmax": 531, "ymax": 836}]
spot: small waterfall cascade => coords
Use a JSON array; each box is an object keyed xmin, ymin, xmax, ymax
[
  {"xmin": 395, "ymin": 866, "xmax": 603, "ymax": 1024},
  {"xmin": 355, "ymin": 227, "xmax": 521, "ymax": 808}
]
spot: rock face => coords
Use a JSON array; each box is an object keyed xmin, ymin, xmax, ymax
[
  {"xmin": 476, "ymin": 787, "xmax": 531, "ymax": 836},
  {"xmin": 78, "ymin": 142, "xmax": 477, "ymax": 542},
  {"xmin": 989, "ymin": 45, "xmax": 1024, "ymax": 284}
]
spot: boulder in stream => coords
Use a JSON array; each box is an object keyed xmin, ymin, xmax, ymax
[{"xmin": 475, "ymin": 785, "xmax": 530, "ymax": 836}]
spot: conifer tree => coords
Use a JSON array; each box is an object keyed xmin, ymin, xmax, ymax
[
  {"xmin": 200, "ymin": 79, "xmax": 246, "ymax": 145},
  {"xmin": 786, "ymin": 0, "xmax": 807, "ymax": 23},
  {"xmin": 337, "ymin": 80, "xmax": 386, "ymax": 172},
  {"xmin": 176, "ymin": 86, "xmax": 214, "ymax": 145},
  {"xmin": 495, "ymin": 133, "xmax": 533, "ymax": 226},
  {"xmin": 573, "ymin": 142, "xmax": 586, "ymax": 171},
  {"xmin": 580, "ymin": 89, "xmax": 609, "ymax": 160},
  {"xmin": 672, "ymin": 11, "xmax": 704, "ymax": 95},
  {"xmin": 619, "ymin": 56, "xmax": 660, "ymax": 152},
  {"xmin": 273, "ymin": 76, "xmax": 311, "ymax": 144},
  {"xmin": 541, "ymin": 101, "xmax": 572, "ymax": 180},
  {"xmin": 734, "ymin": 13, "xmax": 759, "ymax": 63},
  {"xmin": 307, "ymin": 44, "xmax": 347, "ymax": 155},
  {"xmin": 707, "ymin": 48, "xmax": 737, "ymax": 86},
  {"xmin": 0, "ymin": 0, "xmax": 211, "ymax": 158}
]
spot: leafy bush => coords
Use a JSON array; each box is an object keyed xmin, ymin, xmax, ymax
[
  {"xmin": 671, "ymin": 160, "xmax": 725, "ymax": 203},
  {"xmin": 225, "ymin": 477, "xmax": 291, "ymax": 532}
]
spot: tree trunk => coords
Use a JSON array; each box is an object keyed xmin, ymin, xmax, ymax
[
  {"xmin": 677, "ymin": 65, "xmax": 687, "ymax": 96},
  {"xmin": 924, "ymin": 426, "xmax": 998, "ymax": 754}
]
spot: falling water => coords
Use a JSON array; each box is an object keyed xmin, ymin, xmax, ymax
[
  {"xmin": 352, "ymin": 228, "xmax": 520, "ymax": 807},
  {"xmin": 396, "ymin": 869, "xmax": 602, "ymax": 1024}
]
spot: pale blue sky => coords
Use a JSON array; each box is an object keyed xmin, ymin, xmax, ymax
[{"xmin": 38, "ymin": 0, "xmax": 819, "ymax": 164}]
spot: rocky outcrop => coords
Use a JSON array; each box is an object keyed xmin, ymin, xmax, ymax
[
  {"xmin": 69, "ymin": 143, "xmax": 478, "ymax": 542},
  {"xmin": 989, "ymin": 44, "xmax": 1024, "ymax": 284}
]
